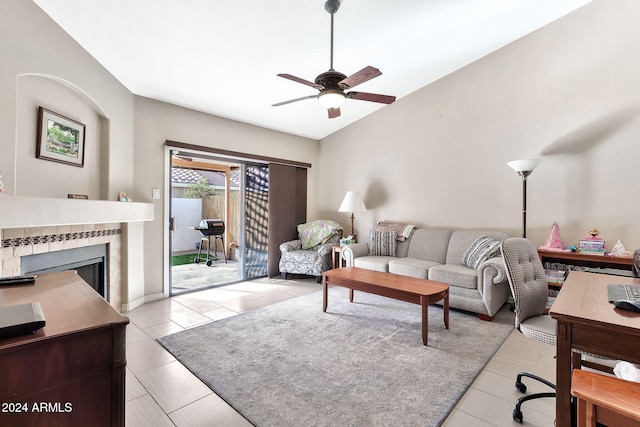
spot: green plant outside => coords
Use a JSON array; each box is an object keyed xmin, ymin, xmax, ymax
[
  {"xmin": 185, "ymin": 176, "xmax": 216, "ymax": 198},
  {"xmin": 172, "ymin": 253, "xmax": 218, "ymax": 266},
  {"xmin": 172, "ymin": 253, "xmax": 198, "ymax": 266}
]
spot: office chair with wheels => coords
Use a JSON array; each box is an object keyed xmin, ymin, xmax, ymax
[{"xmin": 501, "ymin": 237, "xmax": 557, "ymax": 423}]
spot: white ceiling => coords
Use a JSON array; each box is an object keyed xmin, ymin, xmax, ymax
[{"xmin": 34, "ymin": 0, "xmax": 592, "ymax": 140}]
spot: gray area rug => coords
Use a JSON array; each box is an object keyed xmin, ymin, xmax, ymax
[{"xmin": 158, "ymin": 287, "xmax": 514, "ymax": 426}]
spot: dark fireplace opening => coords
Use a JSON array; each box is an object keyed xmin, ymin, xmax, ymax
[{"xmin": 21, "ymin": 244, "xmax": 108, "ymax": 300}]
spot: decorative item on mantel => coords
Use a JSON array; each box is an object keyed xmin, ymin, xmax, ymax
[
  {"xmin": 539, "ymin": 222, "xmax": 570, "ymax": 252},
  {"xmin": 579, "ymin": 228, "xmax": 605, "ymax": 256},
  {"xmin": 118, "ymin": 191, "xmax": 132, "ymax": 202}
]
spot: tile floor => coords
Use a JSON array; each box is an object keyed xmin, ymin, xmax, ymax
[
  {"xmin": 124, "ymin": 277, "xmax": 557, "ymax": 426},
  {"xmin": 170, "ymin": 259, "xmax": 240, "ymax": 292}
]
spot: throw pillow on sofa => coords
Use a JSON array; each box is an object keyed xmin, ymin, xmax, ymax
[
  {"xmin": 461, "ymin": 235, "xmax": 502, "ymax": 269},
  {"xmin": 369, "ymin": 230, "xmax": 398, "ymax": 256}
]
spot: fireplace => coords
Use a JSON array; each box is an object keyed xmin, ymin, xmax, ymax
[
  {"xmin": 0, "ymin": 222, "xmax": 122, "ymax": 308},
  {"xmin": 21, "ymin": 244, "xmax": 109, "ymax": 300},
  {"xmin": 0, "ymin": 195, "xmax": 155, "ymax": 312}
]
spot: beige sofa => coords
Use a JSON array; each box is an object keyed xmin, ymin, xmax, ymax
[{"xmin": 341, "ymin": 228, "xmax": 510, "ymax": 320}]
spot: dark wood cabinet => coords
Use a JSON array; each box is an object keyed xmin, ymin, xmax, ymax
[{"xmin": 0, "ymin": 271, "xmax": 128, "ymax": 427}]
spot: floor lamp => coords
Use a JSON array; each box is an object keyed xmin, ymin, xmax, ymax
[
  {"xmin": 338, "ymin": 191, "xmax": 367, "ymax": 239},
  {"xmin": 507, "ymin": 159, "xmax": 541, "ymax": 238}
]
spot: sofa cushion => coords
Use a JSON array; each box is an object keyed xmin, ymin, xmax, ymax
[
  {"xmin": 446, "ymin": 230, "xmax": 509, "ymax": 266},
  {"xmin": 406, "ymin": 229, "xmax": 452, "ymax": 264},
  {"xmin": 428, "ymin": 264, "xmax": 478, "ymax": 290},
  {"xmin": 389, "ymin": 258, "xmax": 441, "ymax": 279},
  {"xmin": 369, "ymin": 230, "xmax": 398, "ymax": 256},
  {"xmin": 461, "ymin": 235, "xmax": 502, "ymax": 269},
  {"xmin": 395, "ymin": 235, "xmax": 413, "ymax": 258},
  {"xmin": 354, "ymin": 256, "xmax": 393, "ymax": 272}
]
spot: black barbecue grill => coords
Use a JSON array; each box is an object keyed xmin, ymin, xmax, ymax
[{"xmin": 194, "ymin": 219, "xmax": 227, "ymax": 266}]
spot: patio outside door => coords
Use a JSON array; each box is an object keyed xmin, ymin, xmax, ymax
[
  {"xmin": 168, "ymin": 154, "xmax": 273, "ymax": 295},
  {"xmin": 169, "ymin": 152, "xmax": 242, "ymax": 295},
  {"xmin": 165, "ymin": 144, "xmax": 308, "ymax": 296}
]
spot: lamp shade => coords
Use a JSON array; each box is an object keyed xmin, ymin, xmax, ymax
[
  {"xmin": 318, "ymin": 89, "xmax": 346, "ymax": 109},
  {"xmin": 507, "ymin": 159, "xmax": 541, "ymax": 173},
  {"xmin": 338, "ymin": 191, "xmax": 367, "ymax": 213}
]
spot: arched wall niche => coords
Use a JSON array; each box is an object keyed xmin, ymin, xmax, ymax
[{"xmin": 15, "ymin": 74, "xmax": 110, "ymax": 200}]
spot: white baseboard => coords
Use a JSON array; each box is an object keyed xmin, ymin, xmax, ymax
[{"xmin": 121, "ymin": 292, "xmax": 165, "ymax": 313}]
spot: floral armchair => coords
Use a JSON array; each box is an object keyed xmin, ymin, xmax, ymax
[{"xmin": 279, "ymin": 220, "xmax": 343, "ymax": 282}]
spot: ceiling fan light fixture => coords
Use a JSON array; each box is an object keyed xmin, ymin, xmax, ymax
[
  {"xmin": 273, "ymin": 0, "xmax": 394, "ymax": 116},
  {"xmin": 318, "ymin": 88, "xmax": 345, "ymax": 109}
]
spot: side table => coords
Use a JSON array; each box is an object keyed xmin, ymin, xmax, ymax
[{"xmin": 332, "ymin": 245, "xmax": 344, "ymax": 269}]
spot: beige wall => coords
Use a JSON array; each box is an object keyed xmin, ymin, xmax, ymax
[
  {"xmin": 0, "ymin": 0, "xmax": 134, "ymax": 199},
  {"xmin": 319, "ymin": 0, "xmax": 640, "ymax": 251},
  {"xmin": 1, "ymin": 1, "xmax": 317, "ymax": 302},
  {"xmin": 132, "ymin": 97, "xmax": 318, "ymax": 296},
  {"xmin": 4, "ymin": 0, "xmax": 640, "ymax": 302}
]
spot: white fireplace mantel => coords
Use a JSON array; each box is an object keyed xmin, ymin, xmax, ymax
[
  {"xmin": 1, "ymin": 195, "xmax": 154, "ymax": 312},
  {"xmin": 0, "ymin": 195, "xmax": 154, "ymax": 229}
]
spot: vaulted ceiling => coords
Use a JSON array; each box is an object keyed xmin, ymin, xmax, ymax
[{"xmin": 34, "ymin": 0, "xmax": 592, "ymax": 140}]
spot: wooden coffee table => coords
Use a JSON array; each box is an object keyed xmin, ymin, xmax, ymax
[{"xmin": 322, "ymin": 267, "xmax": 449, "ymax": 346}]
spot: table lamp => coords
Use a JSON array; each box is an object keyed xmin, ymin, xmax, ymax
[{"xmin": 338, "ymin": 191, "xmax": 367, "ymax": 239}]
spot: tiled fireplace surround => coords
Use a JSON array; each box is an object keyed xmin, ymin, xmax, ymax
[
  {"xmin": 1, "ymin": 223, "xmax": 123, "ymax": 310},
  {"xmin": 0, "ymin": 195, "xmax": 154, "ymax": 313}
]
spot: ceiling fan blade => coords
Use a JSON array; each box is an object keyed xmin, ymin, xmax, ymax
[
  {"xmin": 272, "ymin": 95, "xmax": 318, "ymax": 107},
  {"xmin": 328, "ymin": 108, "xmax": 341, "ymax": 119},
  {"xmin": 339, "ymin": 66, "xmax": 382, "ymax": 89},
  {"xmin": 277, "ymin": 74, "xmax": 324, "ymax": 90},
  {"xmin": 346, "ymin": 91, "xmax": 396, "ymax": 104}
]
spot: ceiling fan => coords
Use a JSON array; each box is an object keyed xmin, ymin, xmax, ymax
[{"xmin": 272, "ymin": 0, "xmax": 396, "ymax": 119}]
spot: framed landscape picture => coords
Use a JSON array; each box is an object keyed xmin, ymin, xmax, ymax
[{"xmin": 36, "ymin": 107, "xmax": 86, "ymax": 167}]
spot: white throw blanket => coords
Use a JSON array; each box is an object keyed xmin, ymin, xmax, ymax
[{"xmin": 372, "ymin": 221, "xmax": 415, "ymax": 241}]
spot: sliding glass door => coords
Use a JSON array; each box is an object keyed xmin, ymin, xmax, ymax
[
  {"xmin": 164, "ymin": 141, "xmax": 309, "ymax": 295},
  {"xmin": 240, "ymin": 164, "xmax": 269, "ymax": 280},
  {"xmin": 168, "ymin": 154, "xmax": 271, "ymax": 294},
  {"xmin": 169, "ymin": 152, "xmax": 242, "ymax": 294}
]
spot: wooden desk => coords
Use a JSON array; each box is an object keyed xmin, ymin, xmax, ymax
[
  {"xmin": 0, "ymin": 271, "xmax": 129, "ymax": 427},
  {"xmin": 549, "ymin": 271, "xmax": 640, "ymax": 427}
]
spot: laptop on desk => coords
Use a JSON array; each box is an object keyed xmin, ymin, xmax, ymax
[
  {"xmin": 0, "ymin": 302, "xmax": 46, "ymax": 339},
  {"xmin": 607, "ymin": 284, "xmax": 640, "ymax": 303}
]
